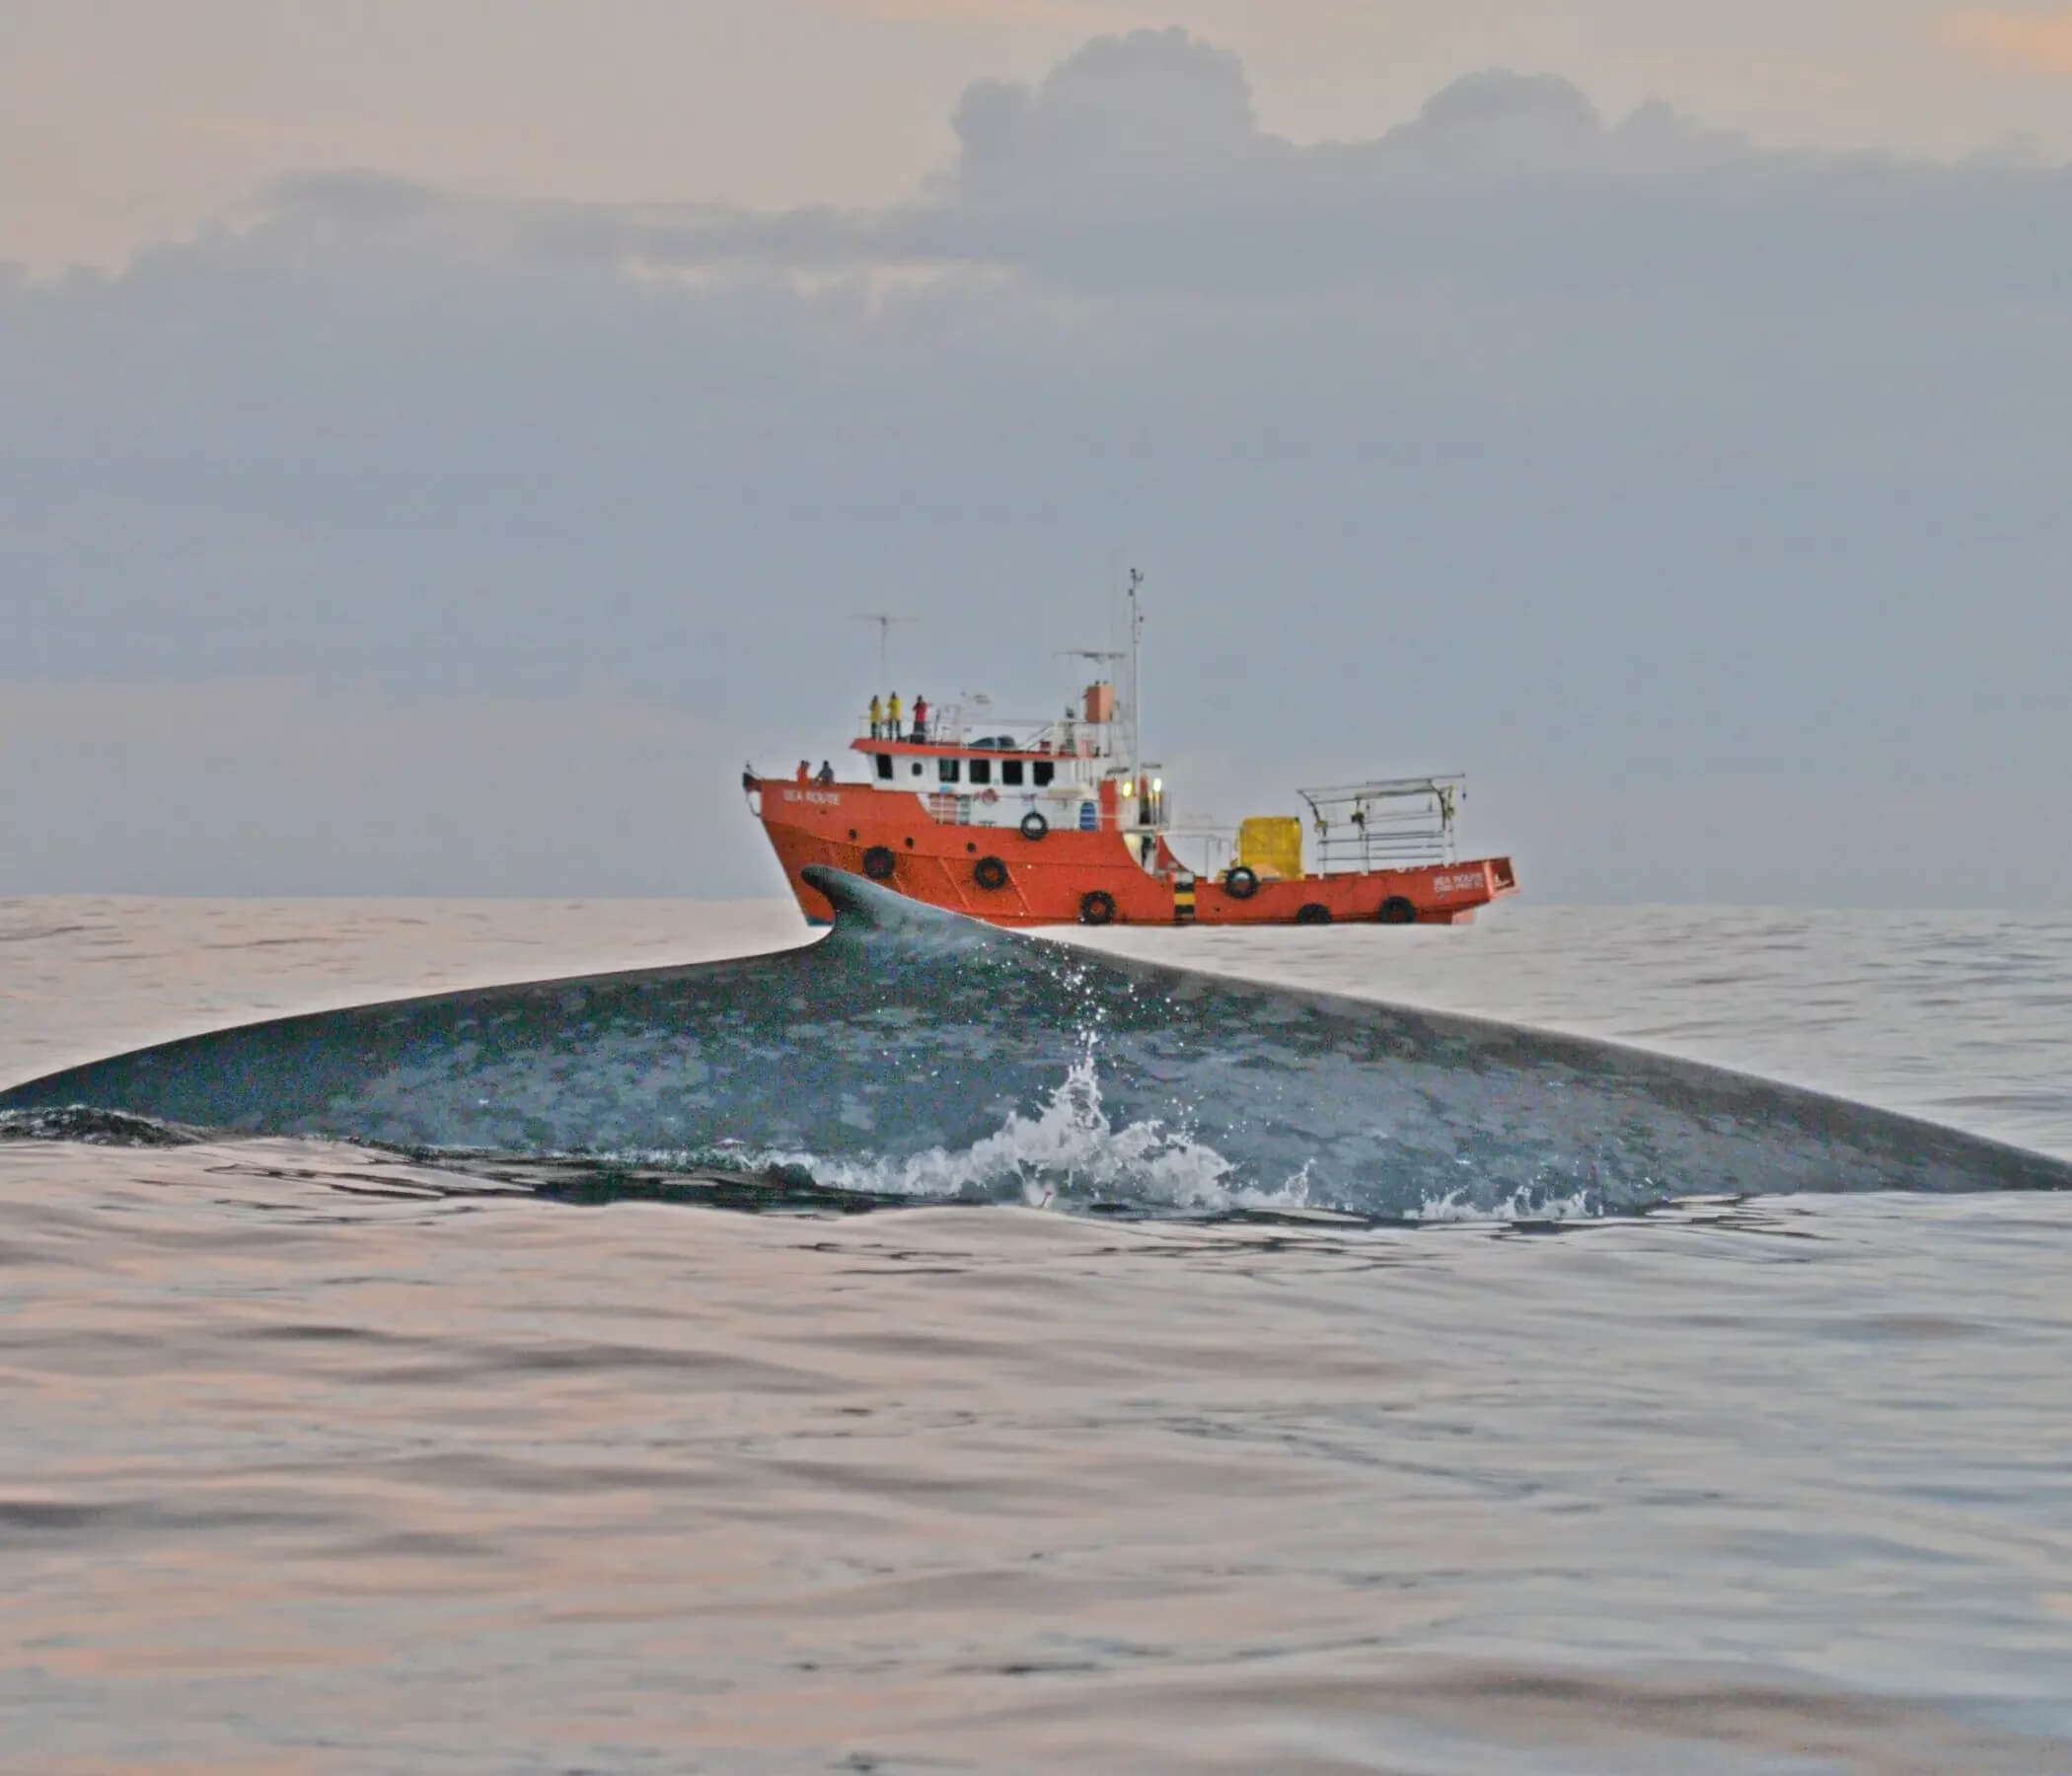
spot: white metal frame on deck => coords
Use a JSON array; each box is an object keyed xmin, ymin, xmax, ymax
[{"xmin": 1296, "ymin": 777, "xmax": 1463, "ymax": 873}]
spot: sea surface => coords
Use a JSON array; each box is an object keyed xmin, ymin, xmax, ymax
[{"xmin": 4, "ymin": 896, "xmax": 2072, "ymax": 1773}]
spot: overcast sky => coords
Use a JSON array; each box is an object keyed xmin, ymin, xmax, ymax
[{"xmin": 4, "ymin": 10, "xmax": 2069, "ymax": 903}]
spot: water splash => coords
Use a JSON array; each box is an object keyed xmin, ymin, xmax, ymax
[
  {"xmin": 0, "ymin": 1106, "xmax": 204, "ymax": 1147},
  {"xmin": 1409, "ymin": 1184, "xmax": 1606, "ymax": 1224},
  {"xmin": 662, "ymin": 1039, "xmax": 1314, "ymax": 1217}
]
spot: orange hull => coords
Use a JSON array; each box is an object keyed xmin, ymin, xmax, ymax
[{"xmin": 751, "ymin": 778, "xmax": 1517, "ymax": 928}]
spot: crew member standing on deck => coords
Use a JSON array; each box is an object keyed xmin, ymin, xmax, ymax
[
  {"xmin": 796, "ymin": 760, "xmax": 810, "ymax": 783},
  {"xmin": 888, "ymin": 692, "xmax": 903, "ymax": 741},
  {"xmin": 868, "ymin": 694, "xmax": 883, "ymax": 739},
  {"xmin": 911, "ymin": 694, "xmax": 929, "ymax": 744}
]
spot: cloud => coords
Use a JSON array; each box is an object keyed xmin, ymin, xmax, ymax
[
  {"xmin": 137, "ymin": 27, "xmax": 2063, "ymax": 307},
  {"xmin": 1953, "ymin": 9, "xmax": 2072, "ymax": 75},
  {"xmin": 3, "ymin": 33, "xmax": 2070, "ymax": 901},
  {"xmin": 947, "ymin": 27, "xmax": 1259, "ymax": 188}
]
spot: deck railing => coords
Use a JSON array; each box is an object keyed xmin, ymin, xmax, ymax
[{"xmin": 1298, "ymin": 777, "xmax": 1463, "ymax": 872}]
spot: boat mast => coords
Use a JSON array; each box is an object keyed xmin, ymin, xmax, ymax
[
  {"xmin": 851, "ymin": 613, "xmax": 915, "ymax": 686},
  {"xmin": 1126, "ymin": 567, "xmax": 1144, "ymax": 798}
]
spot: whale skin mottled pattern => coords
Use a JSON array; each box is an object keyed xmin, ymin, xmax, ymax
[{"xmin": 3, "ymin": 867, "xmax": 2067, "ymax": 1218}]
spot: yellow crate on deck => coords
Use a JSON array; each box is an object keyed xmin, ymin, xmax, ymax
[{"xmin": 1237, "ymin": 816, "xmax": 1303, "ymax": 880}]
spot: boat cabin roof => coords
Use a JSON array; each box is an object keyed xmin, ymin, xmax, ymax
[{"xmin": 850, "ymin": 737, "xmax": 1058, "ymax": 763}]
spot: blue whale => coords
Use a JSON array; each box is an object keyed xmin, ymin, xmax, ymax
[{"xmin": 3, "ymin": 867, "xmax": 2066, "ymax": 1218}]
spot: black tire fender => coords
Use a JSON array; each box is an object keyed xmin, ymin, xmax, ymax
[
  {"xmin": 1078, "ymin": 889, "xmax": 1117, "ymax": 926},
  {"xmin": 1019, "ymin": 810, "xmax": 1050, "ymax": 842},
  {"xmin": 1222, "ymin": 865, "xmax": 1259, "ymax": 901},
  {"xmin": 973, "ymin": 855, "xmax": 1010, "ymax": 892},
  {"xmin": 1295, "ymin": 902, "xmax": 1333, "ymax": 925},
  {"xmin": 1377, "ymin": 895, "xmax": 1418, "ymax": 925},
  {"xmin": 861, "ymin": 846, "xmax": 897, "ymax": 882}
]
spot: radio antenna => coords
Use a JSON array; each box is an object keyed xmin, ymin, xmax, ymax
[{"xmin": 851, "ymin": 614, "xmax": 917, "ymax": 683}]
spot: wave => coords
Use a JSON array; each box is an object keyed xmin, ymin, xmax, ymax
[
  {"xmin": 0, "ymin": 1105, "xmax": 205, "ymax": 1147},
  {"xmin": 641, "ymin": 1039, "xmax": 1315, "ymax": 1216}
]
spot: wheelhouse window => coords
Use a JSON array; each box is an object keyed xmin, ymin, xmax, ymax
[
  {"xmin": 874, "ymin": 754, "xmax": 893, "ymax": 780},
  {"xmin": 938, "ymin": 758, "xmax": 961, "ymax": 783},
  {"xmin": 968, "ymin": 758, "xmax": 992, "ymax": 786},
  {"xmin": 1000, "ymin": 760, "xmax": 1024, "ymax": 787},
  {"xmin": 1032, "ymin": 761, "xmax": 1055, "ymax": 787}
]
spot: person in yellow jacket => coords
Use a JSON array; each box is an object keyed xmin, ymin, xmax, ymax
[
  {"xmin": 868, "ymin": 694, "xmax": 883, "ymax": 738},
  {"xmin": 887, "ymin": 692, "xmax": 903, "ymax": 740}
]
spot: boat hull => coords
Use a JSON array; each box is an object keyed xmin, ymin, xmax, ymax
[{"xmin": 751, "ymin": 779, "xmax": 1517, "ymax": 927}]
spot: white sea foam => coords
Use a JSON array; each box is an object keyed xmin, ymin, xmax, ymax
[
  {"xmin": 1408, "ymin": 1185, "xmax": 1605, "ymax": 1223},
  {"xmin": 711, "ymin": 1041, "xmax": 1314, "ymax": 1216}
]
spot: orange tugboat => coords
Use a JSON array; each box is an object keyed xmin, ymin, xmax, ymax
[{"xmin": 746, "ymin": 578, "xmax": 1517, "ymax": 928}]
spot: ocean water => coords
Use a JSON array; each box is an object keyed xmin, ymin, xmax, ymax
[{"xmin": 4, "ymin": 896, "xmax": 2072, "ymax": 1773}]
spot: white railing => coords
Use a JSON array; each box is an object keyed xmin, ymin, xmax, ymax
[
  {"xmin": 1298, "ymin": 777, "xmax": 1463, "ymax": 872},
  {"xmin": 853, "ymin": 712, "xmax": 1119, "ymax": 758}
]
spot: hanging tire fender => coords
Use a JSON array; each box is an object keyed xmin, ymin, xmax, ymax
[
  {"xmin": 861, "ymin": 846, "xmax": 898, "ymax": 882},
  {"xmin": 1078, "ymin": 889, "xmax": 1117, "ymax": 926},
  {"xmin": 1222, "ymin": 865, "xmax": 1259, "ymax": 901},
  {"xmin": 1019, "ymin": 810, "xmax": 1050, "ymax": 842},
  {"xmin": 973, "ymin": 855, "xmax": 1010, "ymax": 891}
]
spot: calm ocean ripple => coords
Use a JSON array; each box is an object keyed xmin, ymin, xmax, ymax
[{"xmin": 3, "ymin": 897, "xmax": 2070, "ymax": 1772}]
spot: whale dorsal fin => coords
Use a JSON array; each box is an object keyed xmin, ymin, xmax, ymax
[{"xmin": 801, "ymin": 865, "xmax": 1004, "ymax": 941}]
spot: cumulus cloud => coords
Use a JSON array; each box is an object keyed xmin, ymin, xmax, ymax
[
  {"xmin": 115, "ymin": 28, "xmax": 2063, "ymax": 309},
  {"xmin": 89, "ymin": 28, "xmax": 2068, "ymax": 303},
  {"xmin": 948, "ymin": 28, "xmax": 1260, "ymax": 188},
  {"xmin": 3, "ymin": 33, "xmax": 2069, "ymax": 901}
]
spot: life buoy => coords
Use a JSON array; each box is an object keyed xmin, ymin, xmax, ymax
[
  {"xmin": 1295, "ymin": 902, "xmax": 1333, "ymax": 925},
  {"xmin": 1377, "ymin": 896, "xmax": 1417, "ymax": 925},
  {"xmin": 861, "ymin": 846, "xmax": 897, "ymax": 882},
  {"xmin": 1019, "ymin": 810, "xmax": 1050, "ymax": 842},
  {"xmin": 1222, "ymin": 865, "xmax": 1259, "ymax": 901},
  {"xmin": 973, "ymin": 855, "xmax": 1009, "ymax": 892},
  {"xmin": 1078, "ymin": 889, "xmax": 1117, "ymax": 926}
]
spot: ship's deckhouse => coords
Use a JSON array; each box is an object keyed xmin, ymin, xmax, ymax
[{"xmin": 851, "ymin": 730, "xmax": 1168, "ymax": 840}]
